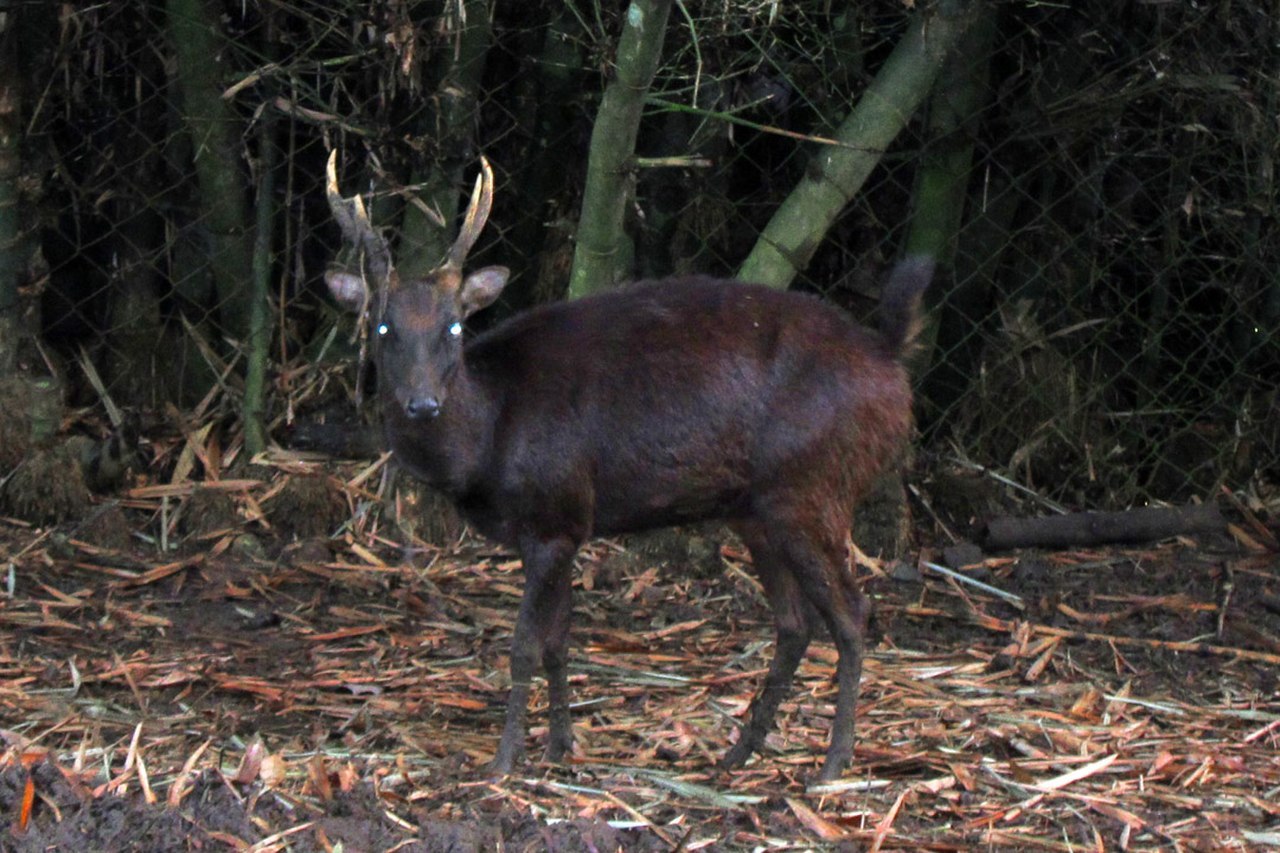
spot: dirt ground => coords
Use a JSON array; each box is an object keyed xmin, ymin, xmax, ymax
[{"xmin": 1, "ymin": 478, "xmax": 1278, "ymax": 851}]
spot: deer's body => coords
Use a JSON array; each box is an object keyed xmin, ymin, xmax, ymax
[
  {"xmin": 325, "ymin": 153, "xmax": 932, "ymax": 781},
  {"xmin": 387, "ymin": 277, "xmax": 912, "ymax": 546}
]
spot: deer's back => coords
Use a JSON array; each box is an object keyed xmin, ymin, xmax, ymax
[{"xmin": 461, "ymin": 277, "xmax": 912, "ymax": 538}]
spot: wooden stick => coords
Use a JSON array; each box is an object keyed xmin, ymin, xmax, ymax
[{"xmin": 985, "ymin": 503, "xmax": 1225, "ymax": 550}]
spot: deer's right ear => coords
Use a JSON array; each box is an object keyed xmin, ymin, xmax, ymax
[
  {"xmin": 459, "ymin": 266, "xmax": 510, "ymax": 318},
  {"xmin": 325, "ymin": 270, "xmax": 368, "ymax": 314}
]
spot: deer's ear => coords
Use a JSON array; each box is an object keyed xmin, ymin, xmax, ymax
[
  {"xmin": 325, "ymin": 270, "xmax": 369, "ymax": 313},
  {"xmin": 459, "ymin": 266, "xmax": 510, "ymax": 318}
]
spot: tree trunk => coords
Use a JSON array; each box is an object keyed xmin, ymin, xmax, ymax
[
  {"xmin": 163, "ymin": 0, "xmax": 254, "ymax": 343},
  {"xmin": 398, "ymin": 0, "xmax": 493, "ymax": 280},
  {"xmin": 905, "ymin": 9, "xmax": 996, "ymax": 366},
  {"xmin": 503, "ymin": 7, "xmax": 584, "ymax": 310},
  {"xmin": 0, "ymin": 3, "xmax": 19, "ymax": 374},
  {"xmin": 104, "ymin": 65, "xmax": 169, "ymax": 408},
  {"xmin": 737, "ymin": 0, "xmax": 977, "ymax": 288},
  {"xmin": 244, "ymin": 92, "xmax": 278, "ymax": 456},
  {"xmin": 104, "ymin": 199, "xmax": 166, "ymax": 405},
  {"xmin": 568, "ymin": 0, "xmax": 675, "ymax": 299}
]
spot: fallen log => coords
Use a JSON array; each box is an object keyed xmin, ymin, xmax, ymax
[{"xmin": 984, "ymin": 502, "xmax": 1226, "ymax": 550}]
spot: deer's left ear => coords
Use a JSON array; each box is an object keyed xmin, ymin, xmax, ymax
[{"xmin": 459, "ymin": 266, "xmax": 510, "ymax": 318}]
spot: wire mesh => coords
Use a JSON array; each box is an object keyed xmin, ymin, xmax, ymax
[{"xmin": 11, "ymin": 0, "xmax": 1278, "ymax": 513}]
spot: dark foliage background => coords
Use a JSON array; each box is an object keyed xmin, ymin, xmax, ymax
[{"xmin": 4, "ymin": 0, "xmax": 1278, "ymax": 514}]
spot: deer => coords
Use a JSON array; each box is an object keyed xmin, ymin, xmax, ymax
[{"xmin": 323, "ymin": 151, "xmax": 933, "ymax": 782}]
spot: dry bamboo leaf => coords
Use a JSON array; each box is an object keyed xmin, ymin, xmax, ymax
[
  {"xmin": 1226, "ymin": 522, "xmax": 1270, "ymax": 553},
  {"xmin": 429, "ymin": 693, "xmax": 489, "ymax": 711},
  {"xmin": 1, "ymin": 485, "xmax": 1275, "ymax": 850},
  {"xmin": 18, "ymin": 770, "xmax": 33, "ymax": 832},
  {"xmin": 642, "ymin": 619, "xmax": 707, "ymax": 640},
  {"xmin": 1034, "ymin": 753, "xmax": 1117, "ymax": 792},
  {"xmin": 914, "ymin": 774, "xmax": 957, "ymax": 794},
  {"xmin": 36, "ymin": 583, "xmax": 87, "ymax": 606},
  {"xmin": 210, "ymin": 676, "xmax": 286, "ymax": 702},
  {"xmin": 347, "ymin": 452, "xmax": 393, "ymax": 490},
  {"xmin": 786, "ymin": 797, "xmax": 846, "ymax": 840},
  {"xmin": 170, "ymin": 421, "xmax": 214, "ymax": 486},
  {"xmin": 245, "ymin": 820, "xmax": 315, "ymax": 851},
  {"xmin": 168, "ymin": 739, "xmax": 212, "ymax": 808},
  {"xmin": 234, "ymin": 739, "xmax": 267, "ymax": 785},
  {"xmin": 868, "ymin": 788, "xmax": 909, "ymax": 853},
  {"xmin": 1243, "ymin": 718, "xmax": 1280, "ymax": 743},
  {"xmin": 306, "ymin": 625, "xmax": 386, "ymax": 642},
  {"xmin": 204, "ymin": 829, "xmax": 252, "ymax": 849},
  {"xmin": 127, "ymin": 480, "xmax": 262, "ymax": 499},
  {"xmin": 1024, "ymin": 637, "xmax": 1059, "ymax": 680},
  {"xmin": 137, "ymin": 753, "xmax": 155, "ymax": 805},
  {"xmin": 349, "ymin": 542, "xmax": 387, "ymax": 566},
  {"xmin": 119, "ymin": 557, "xmax": 202, "ymax": 587},
  {"xmin": 261, "ymin": 753, "xmax": 288, "ymax": 788}
]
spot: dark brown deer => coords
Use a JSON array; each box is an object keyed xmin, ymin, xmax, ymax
[{"xmin": 324, "ymin": 151, "xmax": 932, "ymax": 782}]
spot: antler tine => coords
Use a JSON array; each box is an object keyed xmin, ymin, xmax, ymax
[
  {"xmin": 325, "ymin": 150, "xmax": 394, "ymax": 288},
  {"xmin": 446, "ymin": 155, "xmax": 495, "ymax": 271}
]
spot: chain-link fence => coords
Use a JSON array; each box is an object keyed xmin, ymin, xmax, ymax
[{"xmin": 6, "ymin": 0, "xmax": 1277, "ymax": 521}]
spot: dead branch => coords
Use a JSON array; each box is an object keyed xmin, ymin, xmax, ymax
[{"xmin": 984, "ymin": 503, "xmax": 1226, "ymax": 550}]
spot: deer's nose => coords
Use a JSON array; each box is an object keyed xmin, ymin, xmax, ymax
[{"xmin": 404, "ymin": 395, "xmax": 441, "ymax": 419}]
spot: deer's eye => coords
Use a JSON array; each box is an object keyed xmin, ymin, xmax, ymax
[
  {"xmin": 377, "ymin": 322, "xmax": 390, "ymax": 337},
  {"xmin": 448, "ymin": 322, "xmax": 463, "ymax": 337}
]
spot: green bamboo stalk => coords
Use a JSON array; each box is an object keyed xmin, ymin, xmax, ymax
[
  {"xmin": 737, "ymin": 1, "xmax": 977, "ymax": 288},
  {"xmin": 905, "ymin": 12, "xmax": 995, "ymax": 264},
  {"xmin": 904, "ymin": 9, "xmax": 996, "ymax": 368},
  {"xmin": 243, "ymin": 97, "xmax": 277, "ymax": 457},
  {"xmin": 568, "ymin": 0, "xmax": 675, "ymax": 299}
]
